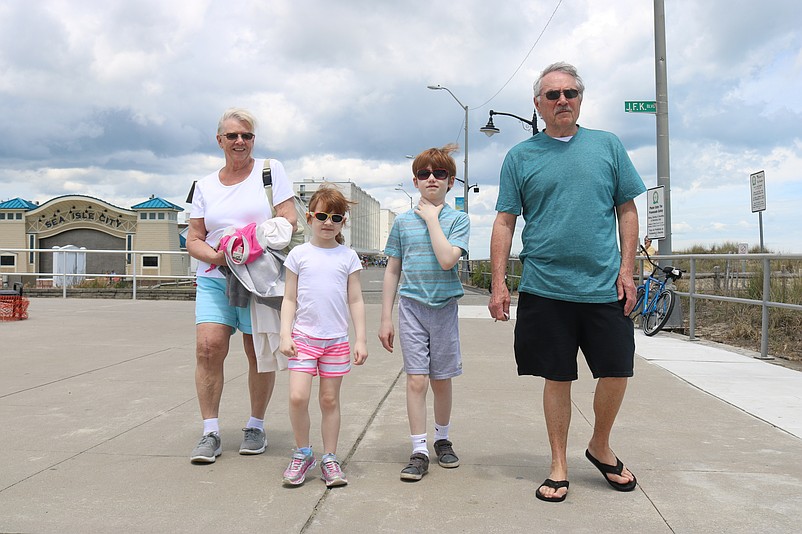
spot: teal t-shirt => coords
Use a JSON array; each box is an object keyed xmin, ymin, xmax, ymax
[
  {"xmin": 384, "ymin": 204, "xmax": 470, "ymax": 308},
  {"xmin": 495, "ymin": 127, "xmax": 646, "ymax": 303}
]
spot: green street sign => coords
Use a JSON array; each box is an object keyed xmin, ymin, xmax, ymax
[{"xmin": 624, "ymin": 101, "xmax": 656, "ymax": 113}]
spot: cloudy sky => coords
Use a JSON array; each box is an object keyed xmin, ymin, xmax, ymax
[{"xmin": 1, "ymin": 0, "xmax": 800, "ymax": 258}]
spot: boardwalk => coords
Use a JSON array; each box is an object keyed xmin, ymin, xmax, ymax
[{"xmin": 2, "ymin": 271, "xmax": 802, "ymax": 533}]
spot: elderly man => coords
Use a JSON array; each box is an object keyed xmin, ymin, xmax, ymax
[{"xmin": 488, "ymin": 62, "xmax": 646, "ymax": 502}]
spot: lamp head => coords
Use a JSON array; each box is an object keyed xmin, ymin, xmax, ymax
[
  {"xmin": 480, "ymin": 116, "xmax": 499, "ymax": 137},
  {"xmin": 427, "ymin": 85, "xmax": 442, "ymax": 90}
]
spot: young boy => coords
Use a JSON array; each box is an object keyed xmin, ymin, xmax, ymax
[{"xmin": 378, "ymin": 144, "xmax": 470, "ymax": 481}]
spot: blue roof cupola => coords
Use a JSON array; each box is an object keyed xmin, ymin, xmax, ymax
[
  {"xmin": 131, "ymin": 197, "xmax": 184, "ymax": 211},
  {"xmin": 0, "ymin": 197, "xmax": 38, "ymax": 210}
]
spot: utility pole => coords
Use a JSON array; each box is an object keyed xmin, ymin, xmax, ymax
[{"xmin": 654, "ymin": 0, "xmax": 672, "ymax": 255}]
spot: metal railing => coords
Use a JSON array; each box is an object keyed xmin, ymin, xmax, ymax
[
  {"xmin": 460, "ymin": 253, "xmax": 802, "ymax": 359},
  {"xmin": 0, "ymin": 248, "xmax": 194, "ymax": 300}
]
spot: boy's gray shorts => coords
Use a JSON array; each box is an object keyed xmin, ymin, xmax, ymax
[{"xmin": 398, "ymin": 296, "xmax": 463, "ymax": 379}]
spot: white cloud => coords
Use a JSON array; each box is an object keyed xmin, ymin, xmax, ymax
[{"xmin": 0, "ymin": 0, "xmax": 800, "ymax": 256}]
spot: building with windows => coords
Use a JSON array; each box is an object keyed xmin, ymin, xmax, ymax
[
  {"xmin": 0, "ymin": 195, "xmax": 187, "ymax": 281},
  {"xmin": 379, "ymin": 208, "xmax": 397, "ymax": 254}
]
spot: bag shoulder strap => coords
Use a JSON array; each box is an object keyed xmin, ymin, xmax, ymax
[
  {"xmin": 262, "ymin": 158, "xmax": 277, "ymax": 216},
  {"xmin": 186, "ymin": 181, "xmax": 196, "ymax": 204}
]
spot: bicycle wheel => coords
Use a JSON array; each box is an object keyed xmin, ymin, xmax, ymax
[
  {"xmin": 629, "ymin": 286, "xmax": 645, "ymax": 320},
  {"xmin": 643, "ymin": 289, "xmax": 676, "ymax": 336}
]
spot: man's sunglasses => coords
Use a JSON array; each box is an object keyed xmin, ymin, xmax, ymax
[
  {"xmin": 543, "ymin": 89, "xmax": 580, "ymax": 101},
  {"xmin": 415, "ymin": 169, "xmax": 449, "ymax": 180},
  {"xmin": 311, "ymin": 212, "xmax": 345, "ymax": 223},
  {"xmin": 221, "ymin": 132, "xmax": 255, "ymax": 141}
]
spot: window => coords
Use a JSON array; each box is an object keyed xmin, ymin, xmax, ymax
[
  {"xmin": 0, "ymin": 213, "xmax": 5, "ymax": 220},
  {"xmin": 15, "ymin": 213, "xmax": 22, "ymax": 220},
  {"xmin": 142, "ymin": 255, "xmax": 159, "ymax": 268},
  {"xmin": 140, "ymin": 213, "xmax": 147, "ymax": 220},
  {"xmin": 157, "ymin": 212, "xmax": 165, "ymax": 220},
  {"xmin": 0, "ymin": 255, "xmax": 15, "ymax": 267},
  {"xmin": 28, "ymin": 234, "xmax": 35, "ymax": 263},
  {"xmin": 148, "ymin": 213, "xmax": 156, "ymax": 220}
]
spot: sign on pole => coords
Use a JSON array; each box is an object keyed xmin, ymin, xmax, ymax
[
  {"xmin": 624, "ymin": 101, "xmax": 656, "ymax": 113},
  {"xmin": 750, "ymin": 170, "xmax": 766, "ymax": 212},
  {"xmin": 454, "ymin": 197, "xmax": 465, "ymax": 212},
  {"xmin": 646, "ymin": 186, "xmax": 666, "ymax": 240}
]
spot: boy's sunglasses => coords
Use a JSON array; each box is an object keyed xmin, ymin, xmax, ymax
[
  {"xmin": 543, "ymin": 89, "xmax": 580, "ymax": 101},
  {"xmin": 311, "ymin": 212, "xmax": 345, "ymax": 223},
  {"xmin": 415, "ymin": 169, "xmax": 449, "ymax": 180},
  {"xmin": 221, "ymin": 132, "xmax": 255, "ymax": 141}
]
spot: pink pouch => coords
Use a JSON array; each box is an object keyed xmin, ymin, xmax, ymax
[{"xmin": 218, "ymin": 223, "xmax": 263, "ymax": 265}]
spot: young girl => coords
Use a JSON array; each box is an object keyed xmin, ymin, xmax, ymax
[{"xmin": 279, "ymin": 185, "xmax": 368, "ymax": 487}]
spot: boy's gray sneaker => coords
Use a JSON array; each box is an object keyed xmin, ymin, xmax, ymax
[
  {"xmin": 434, "ymin": 439, "xmax": 460, "ymax": 468},
  {"xmin": 239, "ymin": 427, "xmax": 266, "ymax": 455},
  {"xmin": 190, "ymin": 432, "xmax": 222, "ymax": 464},
  {"xmin": 400, "ymin": 453, "xmax": 429, "ymax": 481}
]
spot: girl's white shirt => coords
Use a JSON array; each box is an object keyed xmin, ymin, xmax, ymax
[{"xmin": 284, "ymin": 242, "xmax": 362, "ymax": 339}]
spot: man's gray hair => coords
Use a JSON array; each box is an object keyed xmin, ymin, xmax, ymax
[
  {"xmin": 533, "ymin": 62, "xmax": 585, "ymax": 99},
  {"xmin": 217, "ymin": 108, "xmax": 257, "ymax": 134}
]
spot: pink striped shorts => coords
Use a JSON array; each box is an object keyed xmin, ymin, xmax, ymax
[{"xmin": 289, "ymin": 331, "xmax": 351, "ymax": 377}]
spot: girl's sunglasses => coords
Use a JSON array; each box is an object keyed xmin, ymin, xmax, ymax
[
  {"xmin": 415, "ymin": 169, "xmax": 449, "ymax": 180},
  {"xmin": 311, "ymin": 212, "xmax": 345, "ymax": 223}
]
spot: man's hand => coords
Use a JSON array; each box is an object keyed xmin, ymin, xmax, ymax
[
  {"xmin": 488, "ymin": 283, "xmax": 511, "ymax": 321},
  {"xmin": 617, "ymin": 273, "xmax": 638, "ymax": 315}
]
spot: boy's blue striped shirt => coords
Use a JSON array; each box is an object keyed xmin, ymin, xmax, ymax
[{"xmin": 385, "ymin": 204, "xmax": 470, "ymax": 308}]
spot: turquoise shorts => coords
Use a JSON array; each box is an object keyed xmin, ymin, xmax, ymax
[{"xmin": 195, "ymin": 276, "xmax": 252, "ymax": 335}]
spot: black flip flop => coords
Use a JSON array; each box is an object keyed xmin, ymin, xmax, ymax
[
  {"xmin": 585, "ymin": 449, "xmax": 637, "ymax": 491},
  {"xmin": 536, "ymin": 478, "xmax": 569, "ymax": 502}
]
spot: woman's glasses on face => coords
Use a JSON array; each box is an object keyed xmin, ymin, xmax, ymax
[
  {"xmin": 542, "ymin": 89, "xmax": 580, "ymax": 101},
  {"xmin": 221, "ymin": 132, "xmax": 255, "ymax": 141},
  {"xmin": 415, "ymin": 169, "xmax": 449, "ymax": 180},
  {"xmin": 311, "ymin": 212, "xmax": 345, "ymax": 223}
]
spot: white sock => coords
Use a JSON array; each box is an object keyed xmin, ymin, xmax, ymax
[
  {"xmin": 203, "ymin": 418, "xmax": 219, "ymax": 435},
  {"xmin": 246, "ymin": 416, "xmax": 264, "ymax": 431},
  {"xmin": 411, "ymin": 433, "xmax": 428, "ymax": 456},
  {"xmin": 434, "ymin": 422, "xmax": 450, "ymax": 442}
]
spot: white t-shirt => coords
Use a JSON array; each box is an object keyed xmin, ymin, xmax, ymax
[
  {"xmin": 284, "ymin": 242, "xmax": 362, "ymax": 339},
  {"xmin": 191, "ymin": 158, "xmax": 293, "ymax": 278}
]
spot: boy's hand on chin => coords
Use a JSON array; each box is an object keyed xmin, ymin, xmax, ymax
[{"xmin": 415, "ymin": 199, "xmax": 443, "ymax": 223}]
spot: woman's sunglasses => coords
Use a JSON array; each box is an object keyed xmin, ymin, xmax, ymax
[
  {"xmin": 415, "ymin": 169, "xmax": 449, "ymax": 180},
  {"xmin": 311, "ymin": 212, "xmax": 345, "ymax": 223},
  {"xmin": 221, "ymin": 132, "xmax": 255, "ymax": 141}
]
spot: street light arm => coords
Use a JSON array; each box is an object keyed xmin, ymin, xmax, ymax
[
  {"xmin": 489, "ymin": 110, "xmax": 534, "ymax": 127},
  {"xmin": 428, "ymin": 84, "xmax": 467, "ymax": 110},
  {"xmin": 480, "ymin": 110, "xmax": 539, "ymax": 137}
]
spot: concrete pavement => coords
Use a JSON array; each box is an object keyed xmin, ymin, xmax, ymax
[{"xmin": 2, "ymin": 285, "xmax": 802, "ymax": 533}]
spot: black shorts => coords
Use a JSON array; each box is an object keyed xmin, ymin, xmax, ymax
[{"xmin": 513, "ymin": 292, "xmax": 635, "ymax": 381}]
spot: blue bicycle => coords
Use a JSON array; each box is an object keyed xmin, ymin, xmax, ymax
[{"xmin": 630, "ymin": 246, "xmax": 683, "ymax": 336}]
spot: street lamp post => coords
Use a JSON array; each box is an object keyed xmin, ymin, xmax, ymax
[
  {"xmin": 394, "ymin": 185, "xmax": 413, "ymax": 210},
  {"xmin": 480, "ymin": 109, "xmax": 538, "ymax": 137},
  {"xmin": 427, "ymin": 85, "xmax": 469, "ymax": 215}
]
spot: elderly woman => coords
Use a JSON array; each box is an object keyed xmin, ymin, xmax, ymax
[{"xmin": 187, "ymin": 108, "xmax": 297, "ymax": 464}]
